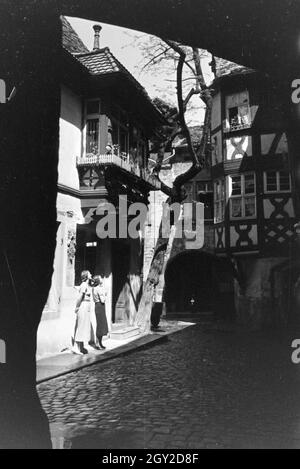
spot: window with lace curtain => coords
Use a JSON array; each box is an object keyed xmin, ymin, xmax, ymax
[
  {"xmin": 229, "ymin": 173, "xmax": 256, "ymax": 219},
  {"xmin": 214, "ymin": 179, "xmax": 225, "ymax": 223},
  {"xmin": 85, "ymin": 99, "xmax": 100, "ymax": 155}
]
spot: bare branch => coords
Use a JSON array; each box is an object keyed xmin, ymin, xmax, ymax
[
  {"xmin": 183, "ymin": 88, "xmax": 200, "ymax": 108},
  {"xmin": 161, "ymin": 44, "xmax": 212, "ymax": 195},
  {"xmin": 192, "ymin": 47, "xmax": 208, "ymax": 99},
  {"xmin": 164, "ymin": 40, "xmax": 199, "ymax": 170},
  {"xmin": 184, "ymin": 59, "xmax": 196, "ymax": 76},
  {"xmin": 165, "ymin": 77, "xmax": 199, "ymax": 82},
  {"xmin": 173, "ymin": 98, "xmax": 212, "ymax": 190},
  {"xmin": 140, "ymin": 46, "xmax": 171, "ymax": 71}
]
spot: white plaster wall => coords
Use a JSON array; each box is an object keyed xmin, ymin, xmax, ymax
[
  {"xmin": 225, "ymin": 135, "xmax": 252, "ymax": 159},
  {"xmin": 211, "ymin": 92, "xmax": 221, "ymax": 131},
  {"xmin": 225, "ymin": 90, "xmax": 249, "ymax": 109},
  {"xmin": 263, "ymin": 197, "xmax": 295, "ymax": 218},
  {"xmin": 58, "ymin": 85, "xmax": 82, "ymax": 189},
  {"xmin": 211, "ymin": 130, "xmax": 223, "ymax": 165},
  {"xmin": 230, "ymin": 225, "xmax": 258, "ymax": 247},
  {"xmin": 37, "ymin": 193, "xmax": 83, "ymax": 358},
  {"xmin": 261, "ymin": 133, "xmax": 288, "ymax": 155}
]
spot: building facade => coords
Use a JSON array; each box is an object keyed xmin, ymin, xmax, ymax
[
  {"xmin": 37, "ymin": 18, "xmax": 164, "ymax": 357},
  {"xmin": 210, "ymin": 60, "xmax": 297, "ymax": 328},
  {"xmin": 155, "ymin": 133, "xmax": 235, "ymax": 320}
]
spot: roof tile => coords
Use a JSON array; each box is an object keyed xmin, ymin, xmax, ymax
[{"xmin": 61, "ymin": 16, "xmax": 89, "ymax": 54}]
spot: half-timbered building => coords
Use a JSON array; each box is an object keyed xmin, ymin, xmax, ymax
[{"xmin": 211, "ymin": 59, "xmax": 297, "ymax": 328}]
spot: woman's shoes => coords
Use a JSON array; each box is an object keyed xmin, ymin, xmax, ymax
[
  {"xmin": 99, "ymin": 344, "xmax": 106, "ymax": 350},
  {"xmin": 71, "ymin": 346, "xmax": 83, "ymax": 355}
]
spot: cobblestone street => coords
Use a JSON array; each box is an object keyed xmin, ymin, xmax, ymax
[{"xmin": 38, "ymin": 323, "xmax": 300, "ymax": 449}]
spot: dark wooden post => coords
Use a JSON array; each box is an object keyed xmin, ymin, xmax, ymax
[{"xmin": 0, "ymin": 2, "xmax": 61, "ymax": 448}]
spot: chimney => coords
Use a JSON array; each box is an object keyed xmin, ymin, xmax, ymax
[{"xmin": 93, "ymin": 24, "xmax": 102, "ymax": 51}]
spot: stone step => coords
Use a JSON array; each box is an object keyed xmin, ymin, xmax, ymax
[{"xmin": 109, "ymin": 326, "xmax": 140, "ymax": 341}]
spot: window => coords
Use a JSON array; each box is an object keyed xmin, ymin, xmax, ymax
[
  {"xmin": 197, "ymin": 182, "xmax": 213, "ymax": 193},
  {"xmin": 196, "ymin": 182, "xmax": 213, "ymax": 220},
  {"xmin": 86, "ymin": 118, "xmax": 99, "ymax": 154},
  {"xmin": 227, "ymin": 104, "xmax": 251, "ymax": 131},
  {"xmin": 214, "ymin": 179, "xmax": 225, "ymax": 223},
  {"xmin": 184, "ymin": 182, "xmax": 194, "ymax": 202},
  {"xmin": 229, "ymin": 173, "xmax": 256, "ymax": 219},
  {"xmin": 225, "ymin": 91, "xmax": 251, "ymax": 132},
  {"xmin": 264, "ymin": 170, "xmax": 291, "ymax": 193},
  {"xmin": 85, "ymin": 100, "xmax": 100, "ymax": 155},
  {"xmin": 107, "ymin": 108, "xmax": 129, "ymax": 159}
]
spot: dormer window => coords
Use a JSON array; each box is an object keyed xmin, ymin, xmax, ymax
[{"xmin": 224, "ymin": 91, "xmax": 251, "ymax": 132}]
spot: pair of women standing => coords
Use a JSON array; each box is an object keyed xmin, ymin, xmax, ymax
[{"xmin": 72, "ymin": 270, "xmax": 108, "ymax": 355}]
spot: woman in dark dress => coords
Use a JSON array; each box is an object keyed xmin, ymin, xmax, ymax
[{"xmin": 92, "ymin": 275, "xmax": 108, "ymax": 349}]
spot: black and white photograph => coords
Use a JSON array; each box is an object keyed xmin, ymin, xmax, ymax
[{"xmin": 1, "ymin": 0, "xmax": 300, "ymax": 453}]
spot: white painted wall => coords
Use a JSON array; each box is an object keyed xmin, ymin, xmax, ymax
[
  {"xmin": 58, "ymin": 85, "xmax": 82, "ymax": 189},
  {"xmin": 225, "ymin": 135, "xmax": 252, "ymax": 159},
  {"xmin": 261, "ymin": 133, "xmax": 288, "ymax": 155},
  {"xmin": 211, "ymin": 92, "xmax": 221, "ymax": 131},
  {"xmin": 211, "ymin": 130, "xmax": 223, "ymax": 165},
  {"xmin": 37, "ymin": 85, "xmax": 83, "ymax": 358}
]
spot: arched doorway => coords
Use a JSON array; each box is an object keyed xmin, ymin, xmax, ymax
[{"xmin": 163, "ymin": 250, "xmax": 236, "ymax": 320}]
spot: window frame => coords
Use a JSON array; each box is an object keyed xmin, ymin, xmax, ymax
[
  {"xmin": 228, "ymin": 173, "xmax": 256, "ymax": 220},
  {"xmin": 84, "ymin": 99, "xmax": 101, "ymax": 156},
  {"xmin": 263, "ymin": 170, "xmax": 291, "ymax": 194},
  {"xmin": 214, "ymin": 179, "xmax": 225, "ymax": 223},
  {"xmin": 108, "ymin": 110, "xmax": 130, "ymax": 159},
  {"xmin": 224, "ymin": 90, "xmax": 251, "ymax": 133}
]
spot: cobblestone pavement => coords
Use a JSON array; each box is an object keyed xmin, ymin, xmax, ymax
[{"xmin": 38, "ymin": 323, "xmax": 300, "ymax": 449}]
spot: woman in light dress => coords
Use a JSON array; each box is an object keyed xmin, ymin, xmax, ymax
[
  {"xmin": 72, "ymin": 270, "xmax": 93, "ymax": 355},
  {"xmin": 92, "ymin": 275, "xmax": 108, "ymax": 350}
]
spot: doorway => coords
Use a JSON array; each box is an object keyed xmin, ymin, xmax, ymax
[{"xmin": 112, "ymin": 241, "xmax": 131, "ymax": 326}]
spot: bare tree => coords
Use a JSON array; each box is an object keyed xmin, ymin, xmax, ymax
[{"xmin": 134, "ymin": 38, "xmax": 213, "ymax": 331}]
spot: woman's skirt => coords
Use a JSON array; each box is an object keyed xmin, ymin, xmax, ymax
[
  {"xmin": 95, "ymin": 302, "xmax": 108, "ymax": 337},
  {"xmin": 74, "ymin": 301, "xmax": 91, "ymax": 342}
]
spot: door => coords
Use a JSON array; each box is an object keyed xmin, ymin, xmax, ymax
[{"xmin": 112, "ymin": 241, "xmax": 130, "ymax": 326}]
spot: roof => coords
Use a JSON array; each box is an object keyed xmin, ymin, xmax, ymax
[
  {"xmin": 61, "ymin": 16, "xmax": 89, "ymax": 54},
  {"xmin": 76, "ymin": 48, "xmax": 157, "ymax": 108},
  {"xmin": 76, "ymin": 48, "xmax": 120, "ymax": 75},
  {"xmin": 60, "ymin": 17, "xmax": 163, "ymax": 125},
  {"xmin": 214, "ymin": 57, "xmax": 254, "ymax": 79}
]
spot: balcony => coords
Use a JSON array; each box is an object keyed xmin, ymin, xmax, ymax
[
  {"xmin": 223, "ymin": 118, "xmax": 252, "ymax": 134},
  {"xmin": 76, "ymin": 154, "xmax": 161, "ymax": 190}
]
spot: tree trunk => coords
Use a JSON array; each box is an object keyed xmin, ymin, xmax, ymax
[
  {"xmin": 135, "ymin": 235, "xmax": 168, "ymax": 332},
  {"xmin": 0, "ymin": 2, "xmax": 61, "ymax": 448}
]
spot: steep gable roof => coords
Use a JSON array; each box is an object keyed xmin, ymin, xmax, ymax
[
  {"xmin": 61, "ymin": 16, "xmax": 89, "ymax": 54},
  {"xmin": 76, "ymin": 47, "xmax": 161, "ymax": 113},
  {"xmin": 60, "ymin": 16, "xmax": 165, "ymax": 128},
  {"xmin": 215, "ymin": 57, "xmax": 254, "ymax": 78}
]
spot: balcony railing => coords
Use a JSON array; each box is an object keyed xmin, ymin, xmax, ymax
[
  {"xmin": 76, "ymin": 154, "xmax": 161, "ymax": 190},
  {"xmin": 223, "ymin": 120, "xmax": 251, "ymax": 133}
]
